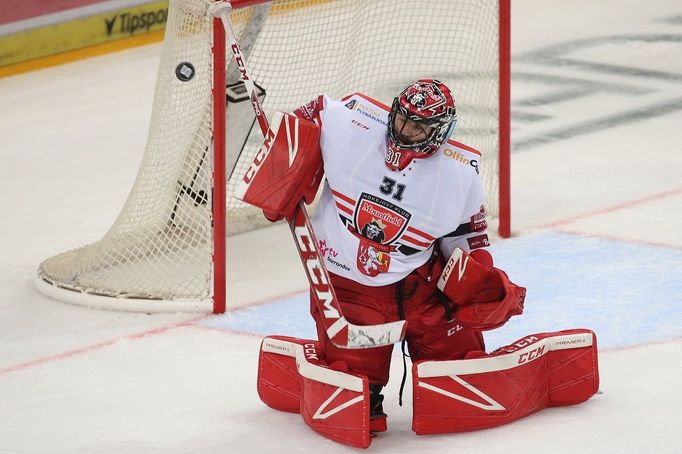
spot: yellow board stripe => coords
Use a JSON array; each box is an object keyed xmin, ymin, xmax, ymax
[
  {"xmin": 270, "ymin": 0, "xmax": 331, "ymax": 14},
  {"xmin": 0, "ymin": 30, "xmax": 165, "ymax": 78},
  {"xmin": 0, "ymin": 0, "xmax": 334, "ymax": 78},
  {"xmin": 0, "ymin": 1, "xmax": 169, "ymax": 73}
]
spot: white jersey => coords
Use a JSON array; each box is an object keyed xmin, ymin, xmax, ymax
[{"xmin": 306, "ymin": 93, "xmax": 489, "ymax": 286}]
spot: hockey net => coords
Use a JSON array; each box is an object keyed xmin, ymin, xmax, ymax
[{"xmin": 36, "ymin": 0, "xmax": 509, "ymax": 313}]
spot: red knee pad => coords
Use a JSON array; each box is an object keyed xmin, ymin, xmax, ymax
[{"xmin": 310, "ymin": 286, "xmax": 395, "ymax": 385}]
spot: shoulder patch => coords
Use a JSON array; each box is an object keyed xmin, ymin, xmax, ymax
[
  {"xmin": 340, "ymin": 93, "xmax": 389, "ymax": 126},
  {"xmin": 344, "ymin": 99, "xmax": 357, "ymax": 110},
  {"xmin": 441, "ymin": 141, "xmax": 481, "ymax": 174}
]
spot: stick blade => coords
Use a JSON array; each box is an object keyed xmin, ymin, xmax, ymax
[{"xmin": 342, "ymin": 320, "xmax": 406, "ymax": 349}]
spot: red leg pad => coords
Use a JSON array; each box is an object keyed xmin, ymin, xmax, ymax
[
  {"xmin": 257, "ymin": 336, "xmax": 308, "ymax": 413},
  {"xmin": 299, "ymin": 374, "xmax": 371, "ymax": 448},
  {"xmin": 257, "ymin": 336, "xmax": 372, "ymax": 448},
  {"xmin": 412, "ymin": 329, "xmax": 599, "ymax": 435}
]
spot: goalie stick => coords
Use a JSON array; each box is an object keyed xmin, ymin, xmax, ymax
[{"xmin": 215, "ymin": 3, "xmax": 406, "ymax": 349}]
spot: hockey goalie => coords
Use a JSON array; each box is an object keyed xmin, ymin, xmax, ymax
[{"xmin": 238, "ymin": 80, "xmax": 599, "ymax": 448}]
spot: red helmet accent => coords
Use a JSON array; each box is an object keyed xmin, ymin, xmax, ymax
[{"xmin": 386, "ymin": 79, "xmax": 457, "ymax": 171}]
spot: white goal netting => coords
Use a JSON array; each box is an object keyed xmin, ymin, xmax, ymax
[{"xmin": 36, "ymin": 0, "xmax": 503, "ymax": 312}]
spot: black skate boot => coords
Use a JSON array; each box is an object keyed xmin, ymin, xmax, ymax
[{"xmin": 369, "ymin": 384, "xmax": 387, "ymax": 433}]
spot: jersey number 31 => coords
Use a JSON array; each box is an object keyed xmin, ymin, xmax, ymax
[{"xmin": 379, "ymin": 176, "xmax": 406, "ymax": 201}]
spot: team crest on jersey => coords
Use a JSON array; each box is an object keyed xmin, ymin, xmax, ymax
[
  {"xmin": 357, "ymin": 240, "xmax": 391, "ymax": 277},
  {"xmin": 352, "ymin": 193, "xmax": 411, "ymax": 276},
  {"xmin": 354, "ymin": 193, "xmax": 411, "ymax": 245},
  {"xmin": 344, "ymin": 99, "xmax": 357, "ymax": 110}
]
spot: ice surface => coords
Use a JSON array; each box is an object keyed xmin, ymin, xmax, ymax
[{"xmin": 1, "ymin": 0, "xmax": 681, "ymax": 452}]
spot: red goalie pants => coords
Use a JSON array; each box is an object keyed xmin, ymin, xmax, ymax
[{"xmin": 311, "ymin": 260, "xmax": 484, "ymax": 386}]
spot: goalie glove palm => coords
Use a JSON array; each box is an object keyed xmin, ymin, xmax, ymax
[{"xmin": 437, "ymin": 248, "xmax": 526, "ymax": 330}]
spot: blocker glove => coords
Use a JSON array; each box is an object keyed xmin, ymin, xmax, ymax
[
  {"xmin": 437, "ymin": 248, "xmax": 526, "ymax": 330},
  {"xmin": 236, "ymin": 111, "xmax": 323, "ymax": 222}
]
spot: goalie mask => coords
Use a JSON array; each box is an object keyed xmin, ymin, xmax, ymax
[{"xmin": 386, "ymin": 79, "xmax": 457, "ymax": 171}]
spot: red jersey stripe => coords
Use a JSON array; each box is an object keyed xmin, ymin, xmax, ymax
[
  {"xmin": 400, "ymin": 235, "xmax": 431, "ymax": 248},
  {"xmin": 331, "ymin": 189, "xmax": 356, "ymax": 205},
  {"xmin": 406, "ymin": 226, "xmax": 435, "ymax": 241},
  {"xmin": 446, "ymin": 139, "xmax": 482, "ymax": 156},
  {"xmin": 335, "ymin": 202, "xmax": 353, "ymax": 215}
]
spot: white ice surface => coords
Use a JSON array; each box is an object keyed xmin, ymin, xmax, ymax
[{"xmin": 1, "ymin": 0, "xmax": 682, "ymax": 452}]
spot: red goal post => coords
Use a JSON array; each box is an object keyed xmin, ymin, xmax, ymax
[{"xmin": 35, "ymin": 0, "xmax": 510, "ymax": 314}]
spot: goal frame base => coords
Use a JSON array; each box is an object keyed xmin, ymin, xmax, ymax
[{"xmin": 34, "ymin": 274, "xmax": 213, "ymax": 313}]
